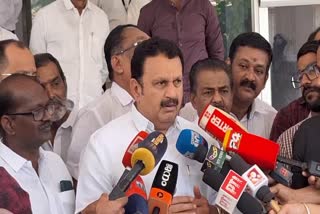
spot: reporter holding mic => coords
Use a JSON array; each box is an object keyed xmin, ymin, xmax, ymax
[{"xmin": 82, "ymin": 194, "xmax": 128, "ymax": 214}]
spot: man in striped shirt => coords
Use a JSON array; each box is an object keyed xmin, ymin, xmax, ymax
[{"xmin": 277, "ymin": 40, "xmax": 320, "ymax": 159}]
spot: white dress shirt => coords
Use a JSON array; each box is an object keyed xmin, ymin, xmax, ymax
[
  {"xmin": 67, "ymin": 82, "xmax": 133, "ymax": 178},
  {"xmin": 41, "ymin": 108, "xmax": 78, "ymax": 163},
  {"xmin": 235, "ymin": 98, "xmax": 277, "ymax": 139},
  {"xmin": 91, "ymin": 0, "xmax": 150, "ymax": 30},
  {"xmin": 0, "ymin": 27, "xmax": 18, "ymax": 41},
  {"xmin": 0, "ymin": 0, "xmax": 22, "ymax": 31},
  {"xmin": 0, "ymin": 141, "xmax": 75, "ymax": 214},
  {"xmin": 75, "ymin": 105, "xmax": 217, "ymax": 213},
  {"xmin": 30, "ymin": 0, "xmax": 110, "ymax": 109}
]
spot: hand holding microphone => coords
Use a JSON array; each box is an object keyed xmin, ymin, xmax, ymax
[{"xmin": 94, "ymin": 193, "xmax": 128, "ymax": 214}]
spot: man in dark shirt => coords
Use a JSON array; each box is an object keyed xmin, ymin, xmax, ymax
[{"xmin": 138, "ymin": 0, "xmax": 224, "ymax": 102}]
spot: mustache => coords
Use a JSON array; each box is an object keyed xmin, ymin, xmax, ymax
[
  {"xmin": 303, "ymin": 86, "xmax": 320, "ymax": 97},
  {"xmin": 39, "ymin": 121, "xmax": 51, "ymax": 130},
  {"xmin": 240, "ymin": 79, "xmax": 257, "ymax": 91},
  {"xmin": 160, "ymin": 98, "xmax": 179, "ymax": 107}
]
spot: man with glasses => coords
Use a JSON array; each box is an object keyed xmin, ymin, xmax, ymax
[
  {"xmin": 67, "ymin": 25, "xmax": 149, "ymax": 180},
  {"xmin": 0, "ymin": 39, "xmax": 36, "ymax": 81},
  {"xmin": 277, "ymin": 40, "xmax": 320, "ymax": 160},
  {"xmin": 0, "ymin": 74, "xmax": 75, "ymax": 213}
]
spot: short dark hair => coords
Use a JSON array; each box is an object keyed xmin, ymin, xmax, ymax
[
  {"xmin": 307, "ymin": 27, "xmax": 320, "ymax": 42},
  {"xmin": 0, "ymin": 74, "xmax": 38, "ymax": 136},
  {"xmin": 189, "ymin": 58, "xmax": 233, "ymax": 94},
  {"xmin": 104, "ymin": 24, "xmax": 139, "ymax": 81},
  {"xmin": 34, "ymin": 53, "xmax": 66, "ymax": 82},
  {"xmin": 297, "ymin": 40, "xmax": 319, "ymax": 60},
  {"xmin": 131, "ymin": 37, "xmax": 184, "ymax": 81},
  {"xmin": 229, "ymin": 32, "xmax": 273, "ymax": 73},
  {"xmin": 0, "ymin": 39, "xmax": 26, "ymax": 73}
]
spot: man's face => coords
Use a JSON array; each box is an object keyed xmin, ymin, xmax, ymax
[
  {"xmin": 0, "ymin": 45, "xmax": 36, "ymax": 81},
  {"xmin": 116, "ymin": 27, "xmax": 149, "ymax": 85},
  {"xmin": 191, "ymin": 69, "xmax": 233, "ymax": 117},
  {"xmin": 132, "ymin": 54, "xmax": 183, "ymax": 129},
  {"xmin": 37, "ymin": 62, "xmax": 67, "ymax": 121},
  {"xmin": 10, "ymin": 81, "xmax": 52, "ymax": 148},
  {"xmin": 297, "ymin": 52, "xmax": 320, "ymax": 112},
  {"xmin": 231, "ymin": 46, "xmax": 269, "ymax": 104}
]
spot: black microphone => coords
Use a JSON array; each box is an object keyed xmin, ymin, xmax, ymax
[
  {"xmin": 203, "ymin": 168, "xmax": 264, "ymax": 214},
  {"xmin": 148, "ymin": 160, "xmax": 178, "ymax": 214},
  {"xmin": 277, "ymin": 156, "xmax": 320, "ymax": 177}
]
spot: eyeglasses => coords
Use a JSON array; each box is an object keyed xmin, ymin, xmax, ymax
[
  {"xmin": 114, "ymin": 40, "xmax": 144, "ymax": 55},
  {"xmin": 291, "ymin": 63, "xmax": 320, "ymax": 89},
  {"xmin": 5, "ymin": 103, "xmax": 55, "ymax": 121}
]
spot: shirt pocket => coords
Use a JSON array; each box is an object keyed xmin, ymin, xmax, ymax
[
  {"xmin": 89, "ymin": 32, "xmax": 105, "ymax": 67},
  {"xmin": 57, "ymin": 190, "xmax": 75, "ymax": 214}
]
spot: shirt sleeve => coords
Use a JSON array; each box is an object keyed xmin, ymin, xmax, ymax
[
  {"xmin": 67, "ymin": 110, "xmax": 104, "ymax": 179},
  {"xmin": 137, "ymin": 5, "xmax": 153, "ymax": 36},
  {"xmin": 75, "ymin": 133, "xmax": 114, "ymax": 213},
  {"xmin": 29, "ymin": 10, "xmax": 47, "ymax": 54},
  {"xmin": 204, "ymin": 1, "xmax": 224, "ymax": 61}
]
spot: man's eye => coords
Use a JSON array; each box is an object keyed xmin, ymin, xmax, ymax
[
  {"xmin": 156, "ymin": 81, "xmax": 167, "ymax": 86},
  {"xmin": 239, "ymin": 64, "xmax": 248, "ymax": 69},
  {"xmin": 173, "ymin": 79, "xmax": 182, "ymax": 87}
]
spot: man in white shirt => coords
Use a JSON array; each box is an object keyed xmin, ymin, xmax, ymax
[
  {"xmin": 76, "ymin": 38, "xmax": 221, "ymax": 213},
  {"xmin": 0, "ymin": 0, "xmax": 22, "ymax": 32},
  {"xmin": 0, "ymin": 40, "xmax": 36, "ymax": 81},
  {"xmin": 30, "ymin": 0, "xmax": 110, "ymax": 109},
  {"xmin": 91, "ymin": 0, "xmax": 150, "ymax": 30},
  {"xmin": 0, "ymin": 74, "xmax": 75, "ymax": 214},
  {"xmin": 67, "ymin": 24, "xmax": 149, "ymax": 179},
  {"xmin": 34, "ymin": 53, "xmax": 76, "ymax": 163},
  {"xmin": 0, "ymin": 27, "xmax": 18, "ymax": 41},
  {"xmin": 227, "ymin": 32, "xmax": 277, "ymax": 138}
]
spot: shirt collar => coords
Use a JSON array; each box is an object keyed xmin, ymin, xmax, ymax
[
  {"xmin": 61, "ymin": 106, "xmax": 77, "ymax": 129},
  {"xmin": 131, "ymin": 104, "xmax": 180, "ymax": 133},
  {"xmin": 111, "ymin": 82, "xmax": 134, "ymax": 107},
  {"xmin": 247, "ymin": 98, "xmax": 269, "ymax": 120},
  {"xmin": 0, "ymin": 140, "xmax": 28, "ymax": 172},
  {"xmin": 63, "ymin": 0, "xmax": 92, "ymax": 11}
]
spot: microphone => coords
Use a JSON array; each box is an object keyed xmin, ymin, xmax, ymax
[
  {"xmin": 148, "ymin": 160, "xmax": 178, "ymax": 214},
  {"xmin": 277, "ymin": 156, "xmax": 320, "ymax": 177},
  {"xmin": 122, "ymin": 131, "xmax": 149, "ymax": 168},
  {"xmin": 176, "ymin": 129, "xmax": 230, "ymax": 173},
  {"xmin": 222, "ymin": 128, "xmax": 279, "ymax": 170},
  {"xmin": 203, "ymin": 168, "xmax": 264, "ymax": 214},
  {"xmin": 198, "ymin": 104, "xmax": 246, "ymax": 142},
  {"xmin": 229, "ymin": 154, "xmax": 281, "ymax": 212},
  {"xmin": 110, "ymin": 131, "xmax": 168, "ymax": 200},
  {"xmin": 269, "ymin": 162, "xmax": 293, "ymax": 186},
  {"xmin": 124, "ymin": 175, "xmax": 148, "ymax": 214}
]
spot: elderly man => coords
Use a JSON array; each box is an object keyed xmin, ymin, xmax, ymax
[
  {"xmin": 76, "ymin": 38, "xmax": 222, "ymax": 213},
  {"xmin": 0, "ymin": 74, "xmax": 75, "ymax": 213},
  {"xmin": 67, "ymin": 24, "xmax": 149, "ymax": 179}
]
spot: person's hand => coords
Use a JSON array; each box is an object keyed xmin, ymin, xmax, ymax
[
  {"xmin": 95, "ymin": 193, "xmax": 128, "ymax": 214},
  {"xmin": 270, "ymin": 184, "xmax": 297, "ymax": 204},
  {"xmin": 268, "ymin": 203, "xmax": 307, "ymax": 214},
  {"xmin": 0, "ymin": 209, "xmax": 14, "ymax": 214},
  {"xmin": 169, "ymin": 196, "xmax": 196, "ymax": 214},
  {"xmin": 302, "ymin": 171, "xmax": 320, "ymax": 189},
  {"xmin": 193, "ymin": 186, "xmax": 210, "ymax": 214}
]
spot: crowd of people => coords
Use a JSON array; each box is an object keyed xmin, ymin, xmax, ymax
[{"xmin": 1, "ymin": 0, "xmax": 320, "ymax": 214}]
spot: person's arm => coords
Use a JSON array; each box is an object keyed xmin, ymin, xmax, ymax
[
  {"xmin": 271, "ymin": 183, "xmax": 320, "ymax": 204},
  {"xmin": 81, "ymin": 193, "xmax": 127, "ymax": 214},
  {"xmin": 269, "ymin": 203, "xmax": 320, "ymax": 214},
  {"xmin": 29, "ymin": 9, "xmax": 47, "ymax": 54},
  {"xmin": 204, "ymin": 0, "xmax": 224, "ymax": 61},
  {"xmin": 137, "ymin": 5, "xmax": 153, "ymax": 36}
]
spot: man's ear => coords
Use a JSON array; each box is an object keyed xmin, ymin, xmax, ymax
[
  {"xmin": 111, "ymin": 55, "xmax": 124, "ymax": 76},
  {"xmin": 130, "ymin": 78, "xmax": 142, "ymax": 102},
  {"xmin": 225, "ymin": 57, "xmax": 231, "ymax": 65},
  {"xmin": 1, "ymin": 116, "xmax": 16, "ymax": 136}
]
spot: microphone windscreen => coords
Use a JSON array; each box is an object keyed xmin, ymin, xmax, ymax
[
  {"xmin": 202, "ymin": 169, "xmax": 264, "ymax": 214},
  {"xmin": 131, "ymin": 131, "xmax": 168, "ymax": 175},
  {"xmin": 149, "ymin": 160, "xmax": 178, "ymax": 214},
  {"xmin": 176, "ymin": 129, "xmax": 208, "ymax": 163},
  {"xmin": 122, "ymin": 131, "xmax": 148, "ymax": 168},
  {"xmin": 198, "ymin": 104, "xmax": 246, "ymax": 142},
  {"xmin": 229, "ymin": 154, "xmax": 251, "ymax": 175},
  {"xmin": 223, "ymin": 129, "xmax": 279, "ymax": 170}
]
